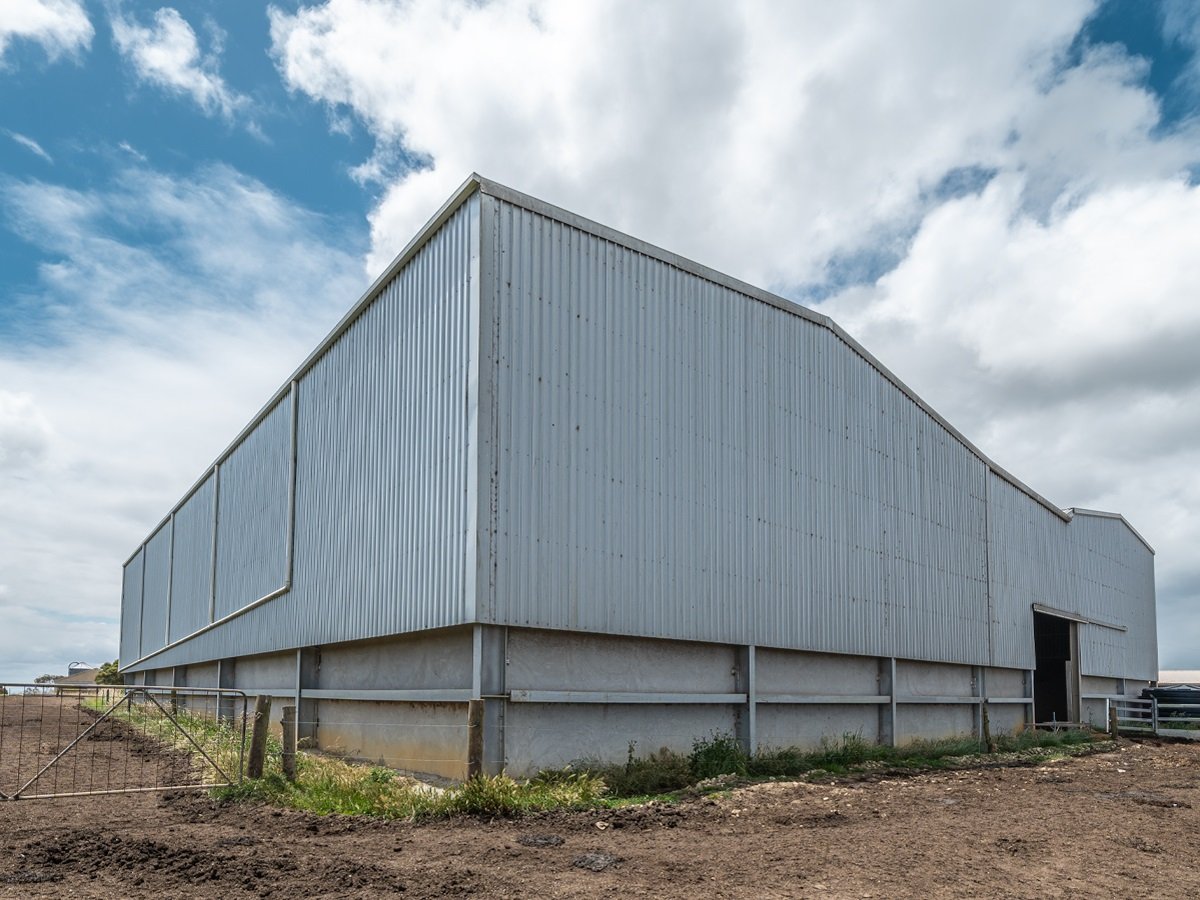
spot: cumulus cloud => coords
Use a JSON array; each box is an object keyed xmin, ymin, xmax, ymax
[
  {"xmin": 0, "ymin": 164, "xmax": 366, "ymax": 681},
  {"xmin": 264, "ymin": 0, "xmax": 1200, "ymax": 667},
  {"xmin": 268, "ymin": 0, "xmax": 1146, "ymax": 281},
  {"xmin": 111, "ymin": 7, "xmax": 248, "ymax": 119},
  {"xmin": 0, "ymin": 0, "xmax": 92, "ymax": 65},
  {"xmin": 825, "ymin": 172, "xmax": 1200, "ymax": 667}
]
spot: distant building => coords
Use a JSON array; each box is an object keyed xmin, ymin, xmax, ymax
[
  {"xmin": 1158, "ymin": 670, "xmax": 1200, "ymax": 687},
  {"xmin": 54, "ymin": 667, "xmax": 99, "ymax": 687},
  {"xmin": 118, "ymin": 175, "xmax": 1158, "ymax": 778}
]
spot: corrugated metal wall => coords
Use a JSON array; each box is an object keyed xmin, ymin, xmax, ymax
[
  {"xmin": 214, "ymin": 397, "xmax": 291, "ymax": 619},
  {"xmin": 485, "ymin": 200, "xmax": 993, "ymax": 664},
  {"xmin": 139, "ymin": 523, "xmax": 172, "ymax": 656},
  {"xmin": 122, "ymin": 193, "xmax": 478, "ymax": 669},
  {"xmin": 986, "ymin": 476, "xmax": 1156, "ymax": 678},
  {"xmin": 121, "ymin": 179, "xmax": 1155, "ymax": 679},
  {"xmin": 119, "ymin": 549, "xmax": 143, "ymax": 665},
  {"xmin": 167, "ymin": 474, "xmax": 215, "ymax": 643},
  {"xmin": 288, "ymin": 194, "xmax": 474, "ymax": 642}
]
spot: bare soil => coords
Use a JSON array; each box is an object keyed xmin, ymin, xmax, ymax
[
  {"xmin": 2, "ymin": 734, "xmax": 1200, "ymax": 898},
  {"xmin": 0, "ymin": 695, "xmax": 197, "ymax": 800}
]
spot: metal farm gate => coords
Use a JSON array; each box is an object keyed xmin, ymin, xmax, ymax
[{"xmin": 0, "ymin": 685, "xmax": 248, "ymax": 800}]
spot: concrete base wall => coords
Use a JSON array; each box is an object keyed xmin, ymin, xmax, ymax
[
  {"xmin": 158, "ymin": 625, "xmax": 1146, "ymax": 779},
  {"xmin": 316, "ymin": 700, "xmax": 469, "ymax": 779},
  {"xmin": 757, "ymin": 704, "xmax": 878, "ymax": 750},
  {"xmin": 505, "ymin": 703, "xmax": 737, "ymax": 772},
  {"xmin": 320, "ymin": 630, "xmax": 472, "ymax": 691}
]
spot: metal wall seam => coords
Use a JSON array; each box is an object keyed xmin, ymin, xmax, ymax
[{"xmin": 213, "ymin": 395, "xmax": 290, "ymax": 619}]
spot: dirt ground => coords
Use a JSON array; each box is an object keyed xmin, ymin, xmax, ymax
[
  {"xmin": 0, "ymin": 695, "xmax": 197, "ymax": 800},
  {"xmin": 2, "ymin": 735, "xmax": 1199, "ymax": 898}
]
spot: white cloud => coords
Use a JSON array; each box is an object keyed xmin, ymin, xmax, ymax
[
  {"xmin": 5, "ymin": 130, "xmax": 53, "ymax": 163},
  {"xmin": 0, "ymin": 391, "xmax": 53, "ymax": 470},
  {"xmin": 117, "ymin": 139, "xmax": 147, "ymax": 162},
  {"xmin": 0, "ymin": 164, "xmax": 366, "ymax": 681},
  {"xmin": 111, "ymin": 7, "xmax": 248, "ymax": 119},
  {"xmin": 1162, "ymin": 0, "xmax": 1200, "ymax": 93},
  {"xmin": 266, "ymin": 0, "xmax": 1200, "ymax": 667},
  {"xmin": 268, "ymin": 0, "xmax": 1150, "ymax": 280},
  {"xmin": 0, "ymin": 0, "xmax": 92, "ymax": 65},
  {"xmin": 824, "ymin": 173, "xmax": 1200, "ymax": 667}
]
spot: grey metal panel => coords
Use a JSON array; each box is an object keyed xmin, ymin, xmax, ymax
[
  {"xmin": 139, "ymin": 523, "xmax": 171, "ymax": 657},
  {"xmin": 122, "ymin": 193, "xmax": 478, "ymax": 670},
  {"xmin": 168, "ymin": 472, "xmax": 215, "ymax": 642},
  {"xmin": 214, "ymin": 397, "xmax": 290, "ymax": 619},
  {"xmin": 289, "ymin": 193, "xmax": 474, "ymax": 645},
  {"xmin": 119, "ymin": 551, "xmax": 143, "ymax": 665},
  {"xmin": 1069, "ymin": 514, "xmax": 1157, "ymax": 680},
  {"xmin": 986, "ymin": 474, "xmax": 1156, "ymax": 679},
  {"xmin": 486, "ymin": 199, "xmax": 991, "ymax": 664},
  {"xmin": 119, "ymin": 177, "xmax": 1156, "ymax": 679}
]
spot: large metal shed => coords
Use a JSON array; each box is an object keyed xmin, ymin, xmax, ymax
[{"xmin": 119, "ymin": 175, "xmax": 1158, "ymax": 778}]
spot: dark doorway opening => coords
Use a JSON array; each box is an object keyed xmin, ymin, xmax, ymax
[{"xmin": 1033, "ymin": 612, "xmax": 1072, "ymax": 723}]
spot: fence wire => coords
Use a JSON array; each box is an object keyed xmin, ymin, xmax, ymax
[{"xmin": 0, "ymin": 685, "xmax": 248, "ymax": 800}]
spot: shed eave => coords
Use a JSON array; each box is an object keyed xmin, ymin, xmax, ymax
[
  {"xmin": 122, "ymin": 174, "xmax": 486, "ymax": 568},
  {"xmin": 473, "ymin": 175, "xmax": 1075, "ymax": 527}
]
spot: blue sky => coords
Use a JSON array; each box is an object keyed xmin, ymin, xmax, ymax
[{"xmin": 1, "ymin": 0, "xmax": 1199, "ymax": 681}]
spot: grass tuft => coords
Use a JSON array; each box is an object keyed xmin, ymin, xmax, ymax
[{"xmin": 83, "ymin": 694, "xmax": 1105, "ymax": 818}]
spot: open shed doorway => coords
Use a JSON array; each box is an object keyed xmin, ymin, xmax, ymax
[{"xmin": 1033, "ymin": 611, "xmax": 1078, "ymax": 724}]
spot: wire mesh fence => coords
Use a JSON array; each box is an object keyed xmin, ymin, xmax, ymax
[{"xmin": 0, "ymin": 684, "xmax": 248, "ymax": 800}]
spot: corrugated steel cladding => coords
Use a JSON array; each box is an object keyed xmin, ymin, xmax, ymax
[
  {"xmin": 214, "ymin": 397, "xmax": 291, "ymax": 619},
  {"xmin": 987, "ymin": 476, "xmax": 1156, "ymax": 677},
  {"xmin": 119, "ymin": 194, "xmax": 478, "ymax": 667},
  {"xmin": 120, "ymin": 178, "xmax": 1156, "ymax": 680},
  {"xmin": 168, "ymin": 473, "xmax": 215, "ymax": 643},
  {"xmin": 487, "ymin": 199, "xmax": 992, "ymax": 664},
  {"xmin": 119, "ymin": 548, "xmax": 143, "ymax": 663}
]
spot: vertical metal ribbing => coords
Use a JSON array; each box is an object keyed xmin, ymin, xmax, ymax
[
  {"xmin": 208, "ymin": 464, "xmax": 220, "ymax": 623},
  {"xmin": 286, "ymin": 380, "xmax": 299, "ymax": 587},
  {"xmin": 746, "ymin": 645, "xmax": 757, "ymax": 755},
  {"xmin": 984, "ymin": 470, "xmax": 994, "ymax": 667},
  {"xmin": 889, "ymin": 657, "xmax": 898, "ymax": 746},
  {"xmin": 137, "ymin": 544, "xmax": 146, "ymax": 657},
  {"xmin": 165, "ymin": 514, "xmax": 175, "ymax": 644},
  {"xmin": 118, "ymin": 566, "xmax": 127, "ymax": 668}
]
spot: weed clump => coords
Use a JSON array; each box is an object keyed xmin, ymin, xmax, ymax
[
  {"xmin": 689, "ymin": 731, "xmax": 749, "ymax": 780},
  {"xmin": 215, "ymin": 759, "xmax": 606, "ymax": 820}
]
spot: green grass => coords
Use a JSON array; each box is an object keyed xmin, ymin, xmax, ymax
[
  {"xmin": 557, "ymin": 727, "xmax": 1102, "ymax": 797},
  {"xmin": 80, "ymin": 693, "xmax": 1106, "ymax": 819},
  {"xmin": 215, "ymin": 760, "xmax": 606, "ymax": 819}
]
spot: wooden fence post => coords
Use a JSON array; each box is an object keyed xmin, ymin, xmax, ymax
[
  {"xmin": 1109, "ymin": 703, "xmax": 1120, "ymax": 739},
  {"xmin": 281, "ymin": 705, "xmax": 297, "ymax": 782},
  {"xmin": 247, "ymin": 695, "xmax": 272, "ymax": 779},
  {"xmin": 466, "ymin": 699, "xmax": 484, "ymax": 779},
  {"xmin": 981, "ymin": 701, "xmax": 994, "ymax": 753}
]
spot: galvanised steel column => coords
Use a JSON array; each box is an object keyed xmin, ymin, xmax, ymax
[{"xmin": 472, "ymin": 625, "xmax": 507, "ymax": 775}]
